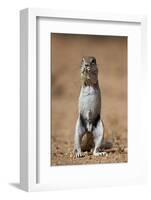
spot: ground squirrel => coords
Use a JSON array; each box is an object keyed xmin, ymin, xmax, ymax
[{"xmin": 74, "ymin": 56, "xmax": 108, "ymax": 158}]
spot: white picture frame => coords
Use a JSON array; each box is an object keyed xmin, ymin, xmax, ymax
[{"xmin": 20, "ymin": 8, "xmax": 147, "ymax": 191}]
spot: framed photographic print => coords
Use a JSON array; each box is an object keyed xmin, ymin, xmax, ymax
[{"xmin": 20, "ymin": 8, "xmax": 147, "ymax": 191}]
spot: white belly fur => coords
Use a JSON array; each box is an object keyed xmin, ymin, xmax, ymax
[{"xmin": 79, "ymin": 86, "xmax": 101, "ymax": 120}]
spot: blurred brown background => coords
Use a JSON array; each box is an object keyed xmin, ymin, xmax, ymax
[{"xmin": 51, "ymin": 33, "xmax": 127, "ymax": 166}]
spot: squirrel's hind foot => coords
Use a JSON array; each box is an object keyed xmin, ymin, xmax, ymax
[{"xmin": 93, "ymin": 151, "xmax": 107, "ymax": 157}]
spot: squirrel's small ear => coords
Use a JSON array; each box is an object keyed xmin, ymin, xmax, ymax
[
  {"xmin": 91, "ymin": 57, "xmax": 96, "ymax": 64},
  {"xmin": 82, "ymin": 57, "xmax": 85, "ymax": 62},
  {"xmin": 80, "ymin": 57, "xmax": 84, "ymax": 67}
]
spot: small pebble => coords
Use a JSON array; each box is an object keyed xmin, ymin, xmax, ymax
[
  {"xmin": 69, "ymin": 153, "xmax": 73, "ymax": 158},
  {"xmin": 119, "ymin": 144, "xmax": 125, "ymax": 152}
]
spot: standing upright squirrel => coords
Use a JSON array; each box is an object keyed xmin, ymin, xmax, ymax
[{"xmin": 74, "ymin": 56, "xmax": 109, "ymax": 158}]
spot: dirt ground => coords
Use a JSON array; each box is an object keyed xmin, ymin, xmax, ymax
[{"xmin": 51, "ymin": 33, "xmax": 127, "ymax": 166}]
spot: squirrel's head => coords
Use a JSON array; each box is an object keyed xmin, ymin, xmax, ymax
[{"xmin": 80, "ymin": 56, "xmax": 98, "ymax": 86}]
